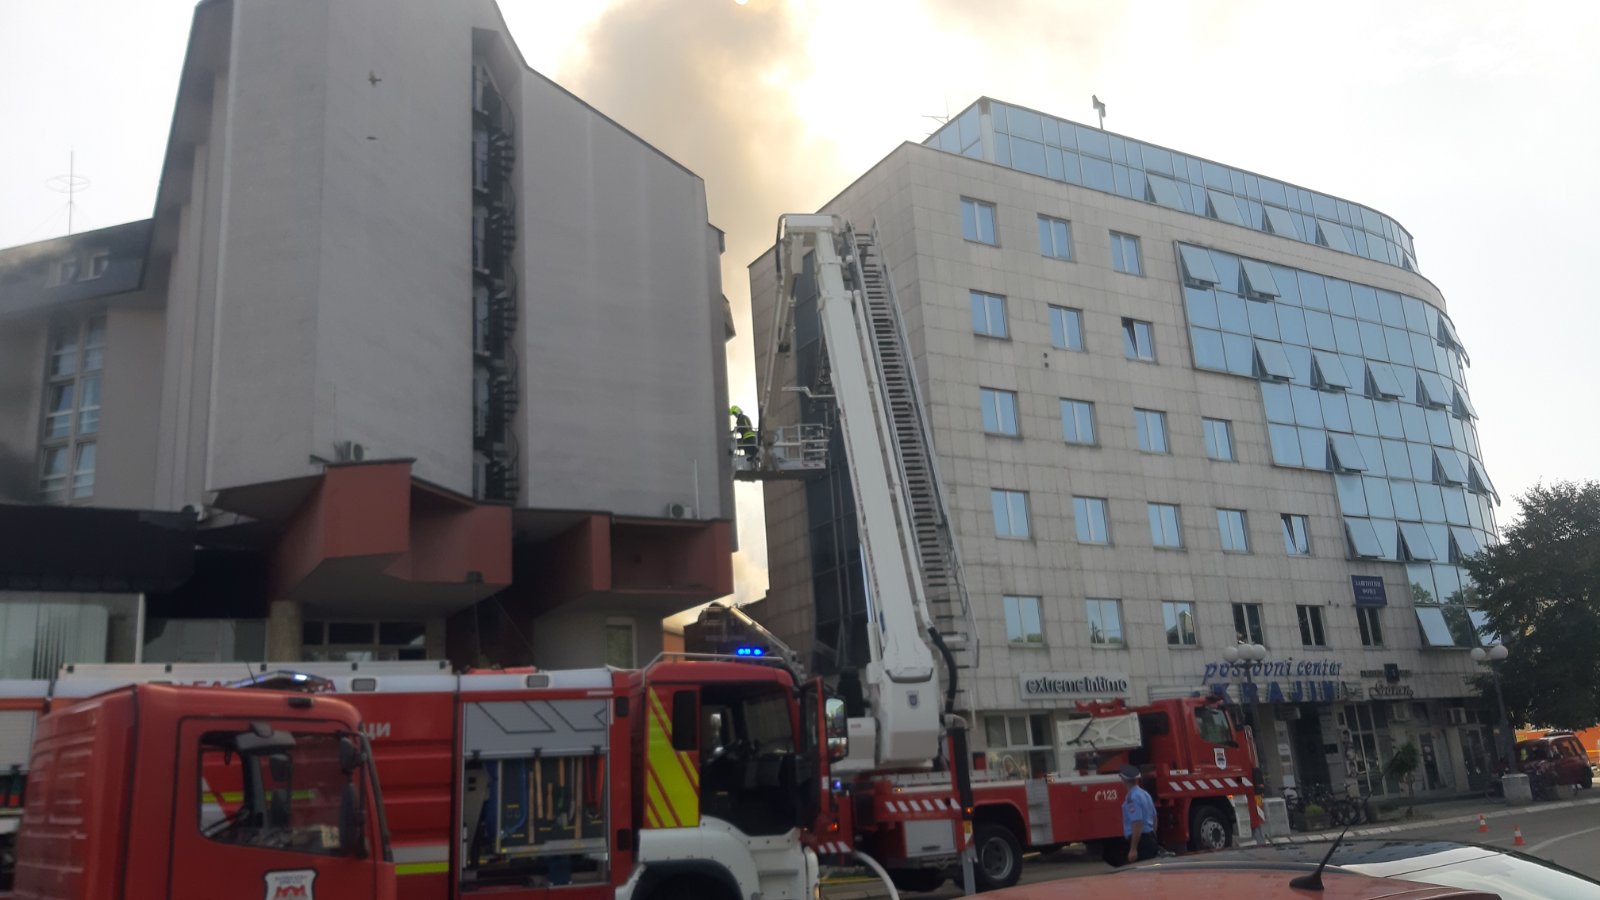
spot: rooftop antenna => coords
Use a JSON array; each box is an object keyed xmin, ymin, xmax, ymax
[
  {"xmin": 920, "ymin": 97, "xmax": 952, "ymax": 140},
  {"xmin": 1092, "ymin": 95, "xmax": 1107, "ymax": 130},
  {"xmin": 46, "ymin": 150, "xmax": 91, "ymax": 235}
]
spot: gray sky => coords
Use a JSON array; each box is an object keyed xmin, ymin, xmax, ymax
[{"xmin": 4, "ymin": 1, "xmax": 1596, "ymax": 618}]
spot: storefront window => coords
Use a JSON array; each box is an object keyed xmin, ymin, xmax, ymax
[{"xmin": 0, "ymin": 591, "xmax": 138, "ymax": 678}]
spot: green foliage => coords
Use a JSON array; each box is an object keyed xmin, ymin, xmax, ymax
[
  {"xmin": 1388, "ymin": 742, "xmax": 1421, "ymax": 781},
  {"xmin": 1304, "ymin": 803, "xmax": 1325, "ymax": 816},
  {"xmin": 1465, "ymin": 480, "xmax": 1600, "ymax": 730}
]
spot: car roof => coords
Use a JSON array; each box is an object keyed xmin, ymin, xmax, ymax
[{"xmin": 983, "ymin": 867, "xmax": 1496, "ymax": 898}]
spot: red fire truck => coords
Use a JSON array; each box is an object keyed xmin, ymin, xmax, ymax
[
  {"xmin": 41, "ymin": 658, "xmax": 837, "ymax": 900},
  {"xmin": 7, "ymin": 683, "xmax": 395, "ymax": 900}
]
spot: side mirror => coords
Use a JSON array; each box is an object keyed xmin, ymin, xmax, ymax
[
  {"xmin": 824, "ymin": 698, "xmax": 849, "ymax": 763},
  {"xmin": 339, "ymin": 782, "xmax": 367, "ymax": 858},
  {"xmin": 338, "ymin": 736, "xmax": 364, "ymax": 774}
]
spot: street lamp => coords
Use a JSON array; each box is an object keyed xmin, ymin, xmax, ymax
[
  {"xmin": 1223, "ymin": 641, "xmax": 1267, "ymax": 841},
  {"xmin": 1470, "ymin": 642, "xmax": 1513, "ymax": 769}
]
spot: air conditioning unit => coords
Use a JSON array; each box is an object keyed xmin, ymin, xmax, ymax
[
  {"xmin": 1448, "ymin": 707, "xmax": 1469, "ymax": 726},
  {"xmin": 335, "ymin": 441, "xmax": 366, "ymax": 462},
  {"xmin": 666, "ymin": 502, "xmax": 696, "ymax": 520},
  {"xmin": 1390, "ymin": 702, "xmax": 1411, "ymax": 723}
]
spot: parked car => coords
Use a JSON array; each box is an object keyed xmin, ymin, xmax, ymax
[
  {"xmin": 1516, "ymin": 731, "xmax": 1594, "ymax": 790},
  {"xmin": 1111, "ymin": 839, "xmax": 1600, "ymax": 900}
]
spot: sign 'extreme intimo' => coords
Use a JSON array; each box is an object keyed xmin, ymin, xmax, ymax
[{"xmin": 1020, "ymin": 672, "xmax": 1131, "ymax": 700}]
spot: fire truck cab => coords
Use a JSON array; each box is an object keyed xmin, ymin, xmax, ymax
[{"xmin": 10, "ymin": 683, "xmax": 395, "ymax": 900}]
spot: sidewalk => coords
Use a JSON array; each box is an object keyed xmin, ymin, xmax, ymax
[{"xmin": 1269, "ymin": 792, "xmax": 1600, "ymax": 844}]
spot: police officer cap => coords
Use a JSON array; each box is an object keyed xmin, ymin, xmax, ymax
[{"xmin": 1119, "ymin": 765, "xmax": 1140, "ymax": 781}]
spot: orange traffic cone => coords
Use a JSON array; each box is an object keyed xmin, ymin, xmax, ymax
[
  {"xmin": 1513, "ymin": 825, "xmax": 1525, "ymax": 847},
  {"xmin": 1478, "ymin": 814, "xmax": 1488, "ymax": 833}
]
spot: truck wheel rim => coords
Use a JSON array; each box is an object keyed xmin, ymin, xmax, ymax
[
  {"xmin": 981, "ymin": 839, "xmax": 1014, "ymax": 878},
  {"xmin": 1199, "ymin": 818, "xmax": 1228, "ymax": 848}
]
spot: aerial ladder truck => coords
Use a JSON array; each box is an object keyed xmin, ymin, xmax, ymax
[{"xmin": 737, "ymin": 214, "xmax": 1262, "ymax": 890}]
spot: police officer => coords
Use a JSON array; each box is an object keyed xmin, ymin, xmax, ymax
[{"xmin": 1120, "ymin": 764, "xmax": 1158, "ymax": 864}]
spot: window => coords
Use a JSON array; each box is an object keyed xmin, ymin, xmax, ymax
[
  {"xmin": 87, "ymin": 251, "xmax": 110, "ymax": 279},
  {"xmin": 1060, "ymin": 399, "xmax": 1096, "ymax": 444},
  {"xmin": 55, "ymin": 257, "xmax": 82, "ymax": 286},
  {"xmin": 1087, "ymin": 599, "xmax": 1124, "ymax": 647},
  {"xmin": 1232, "ymin": 602, "xmax": 1265, "ymax": 645},
  {"xmin": 1357, "ymin": 607, "xmax": 1384, "ymax": 647},
  {"xmin": 1217, "ymin": 508, "xmax": 1250, "ymax": 552},
  {"xmin": 970, "ymin": 290, "xmax": 1008, "ymax": 338},
  {"xmin": 1003, "ymin": 595, "xmax": 1044, "ymax": 644},
  {"xmin": 303, "ymin": 621, "xmax": 428, "ymax": 661},
  {"xmin": 1037, "ymin": 215, "xmax": 1072, "ymax": 260},
  {"xmin": 1203, "ymin": 418, "xmax": 1235, "ymax": 461},
  {"xmin": 980, "ymin": 388, "xmax": 1020, "ymax": 436},
  {"xmin": 1281, "ymin": 514, "xmax": 1311, "ymax": 556},
  {"xmin": 1073, "ymin": 496, "xmax": 1110, "ymax": 544},
  {"xmin": 961, "ymin": 197, "xmax": 997, "ymax": 245},
  {"xmin": 198, "ymin": 729, "xmax": 366, "ymax": 857},
  {"xmin": 605, "ymin": 619, "xmax": 636, "ymax": 668},
  {"xmin": 1194, "ymin": 707, "xmax": 1235, "ymax": 745},
  {"xmin": 1109, "ymin": 231, "xmax": 1142, "ymax": 275},
  {"xmin": 1049, "ymin": 305, "xmax": 1084, "ymax": 351},
  {"xmin": 1134, "ymin": 408, "xmax": 1168, "ymax": 453},
  {"xmin": 991, "ymin": 489, "xmax": 1031, "ymax": 539},
  {"xmin": 1163, "ymin": 601, "xmax": 1197, "ymax": 647},
  {"xmin": 1148, "ymin": 503, "xmax": 1182, "ymax": 548},
  {"xmin": 1297, "ymin": 605, "xmax": 1327, "ymax": 647},
  {"xmin": 984, "ymin": 713, "xmax": 1054, "ymax": 779},
  {"xmin": 39, "ymin": 315, "xmax": 106, "ymax": 503},
  {"xmin": 1122, "ymin": 318, "xmax": 1155, "ymax": 361}
]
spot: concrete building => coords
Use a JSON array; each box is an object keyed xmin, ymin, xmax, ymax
[
  {"xmin": 0, "ymin": 0, "xmax": 734, "ymax": 675},
  {"xmin": 751, "ymin": 98, "xmax": 1502, "ymax": 800}
]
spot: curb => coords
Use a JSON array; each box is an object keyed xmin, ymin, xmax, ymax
[{"xmin": 1266, "ymin": 794, "xmax": 1600, "ymax": 844}]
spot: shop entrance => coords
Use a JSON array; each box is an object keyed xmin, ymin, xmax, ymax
[{"xmin": 1289, "ymin": 705, "xmax": 1331, "ymax": 789}]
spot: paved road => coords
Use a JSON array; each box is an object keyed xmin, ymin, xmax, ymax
[
  {"xmin": 824, "ymin": 796, "xmax": 1600, "ymax": 898},
  {"xmin": 1396, "ymin": 801, "xmax": 1600, "ymax": 880}
]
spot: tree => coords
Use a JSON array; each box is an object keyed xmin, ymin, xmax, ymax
[
  {"xmin": 1465, "ymin": 480, "xmax": 1600, "ymax": 729},
  {"xmin": 1388, "ymin": 742, "xmax": 1421, "ymax": 816}
]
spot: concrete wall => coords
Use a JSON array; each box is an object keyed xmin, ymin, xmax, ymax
[
  {"xmin": 516, "ymin": 76, "xmax": 727, "ymax": 520},
  {"xmin": 0, "ymin": 318, "xmax": 46, "ymax": 502},
  {"xmin": 528, "ymin": 606, "xmax": 666, "ymax": 671}
]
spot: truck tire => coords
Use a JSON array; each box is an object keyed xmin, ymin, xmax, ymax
[
  {"xmin": 973, "ymin": 823, "xmax": 1022, "ymax": 892},
  {"xmin": 887, "ymin": 869, "xmax": 945, "ymax": 893},
  {"xmin": 1188, "ymin": 804, "xmax": 1232, "ymax": 852}
]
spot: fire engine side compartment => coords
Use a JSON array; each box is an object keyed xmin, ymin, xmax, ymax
[{"xmin": 13, "ymin": 687, "xmax": 144, "ymax": 900}]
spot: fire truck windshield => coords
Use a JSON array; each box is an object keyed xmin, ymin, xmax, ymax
[
  {"xmin": 198, "ymin": 729, "xmax": 368, "ymax": 857},
  {"xmin": 700, "ymin": 684, "xmax": 801, "ymax": 835},
  {"xmin": 1193, "ymin": 706, "xmax": 1237, "ymax": 746}
]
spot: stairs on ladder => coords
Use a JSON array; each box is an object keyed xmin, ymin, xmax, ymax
[{"xmin": 844, "ymin": 225, "xmax": 978, "ymax": 714}]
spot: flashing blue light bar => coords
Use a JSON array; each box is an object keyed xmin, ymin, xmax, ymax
[{"xmin": 734, "ymin": 646, "xmax": 766, "ymax": 657}]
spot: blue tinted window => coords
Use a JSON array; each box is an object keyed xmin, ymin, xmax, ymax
[
  {"xmin": 1007, "ymin": 105, "xmax": 1043, "ymax": 141},
  {"xmin": 1375, "ymin": 401, "xmax": 1404, "ymax": 439},
  {"xmin": 1269, "ymin": 424, "xmax": 1303, "ymax": 467},
  {"xmin": 1247, "ymin": 301, "xmax": 1280, "ymax": 340},
  {"xmin": 1300, "ymin": 428, "xmax": 1328, "ymax": 470},
  {"xmin": 1443, "ymin": 487, "xmax": 1470, "ymax": 525},
  {"xmin": 1334, "ymin": 317, "xmax": 1363, "ymax": 355},
  {"xmin": 1277, "ymin": 306, "xmax": 1308, "ymax": 346},
  {"xmin": 994, "ymin": 134, "xmax": 1012, "ymax": 166},
  {"xmin": 1192, "ymin": 328, "xmax": 1226, "ymax": 370},
  {"xmin": 1321, "ymin": 392, "xmax": 1351, "ymax": 432},
  {"xmin": 1076, "ymin": 125, "xmax": 1110, "ymax": 159},
  {"xmin": 1348, "ymin": 397, "xmax": 1378, "ymax": 435},
  {"xmin": 1038, "ymin": 216, "xmax": 1074, "ymax": 260},
  {"xmin": 971, "ymin": 290, "xmax": 1008, "ymax": 337},
  {"xmin": 1217, "ymin": 293, "xmax": 1249, "ymax": 334},
  {"xmin": 1291, "ymin": 386, "xmax": 1323, "ymax": 427},
  {"xmin": 1305, "ymin": 311, "xmax": 1337, "ymax": 351},
  {"xmin": 1012, "ymin": 138, "xmax": 1047, "ymax": 176},
  {"xmin": 1185, "ymin": 287, "xmax": 1220, "ymax": 329},
  {"xmin": 961, "ymin": 197, "xmax": 998, "ymax": 244},
  {"xmin": 1354, "ymin": 435, "xmax": 1384, "ymax": 473},
  {"xmin": 1364, "ymin": 477, "xmax": 1395, "ymax": 518},
  {"xmin": 1262, "ymin": 383, "xmax": 1295, "ymax": 424},
  {"xmin": 1391, "ymin": 482, "xmax": 1421, "ymax": 520},
  {"xmin": 1082, "ymin": 156, "xmax": 1114, "ymax": 192},
  {"xmin": 1401, "ymin": 405, "xmax": 1430, "ymax": 442},
  {"xmin": 1385, "ymin": 327, "xmax": 1414, "ymax": 366},
  {"xmin": 1337, "ymin": 476, "xmax": 1368, "ymax": 516},
  {"xmin": 1110, "ymin": 233, "xmax": 1143, "ymax": 275},
  {"xmin": 1285, "ymin": 345, "xmax": 1313, "ymax": 386},
  {"xmin": 1359, "ymin": 321, "xmax": 1389, "ymax": 360},
  {"xmin": 1403, "ymin": 296, "xmax": 1430, "ymax": 334},
  {"xmin": 1377, "ymin": 291, "xmax": 1406, "ymax": 327},
  {"xmin": 1351, "ymin": 285, "xmax": 1381, "ymax": 322},
  {"xmin": 1222, "ymin": 332, "xmax": 1254, "ymax": 376}
]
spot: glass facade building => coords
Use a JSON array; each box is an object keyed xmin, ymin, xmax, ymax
[
  {"xmin": 927, "ymin": 98, "xmax": 1420, "ymax": 273},
  {"xmin": 755, "ymin": 95, "xmax": 1504, "ymax": 798}
]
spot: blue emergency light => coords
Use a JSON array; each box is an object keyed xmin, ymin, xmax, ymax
[{"xmin": 733, "ymin": 646, "xmax": 766, "ymax": 657}]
